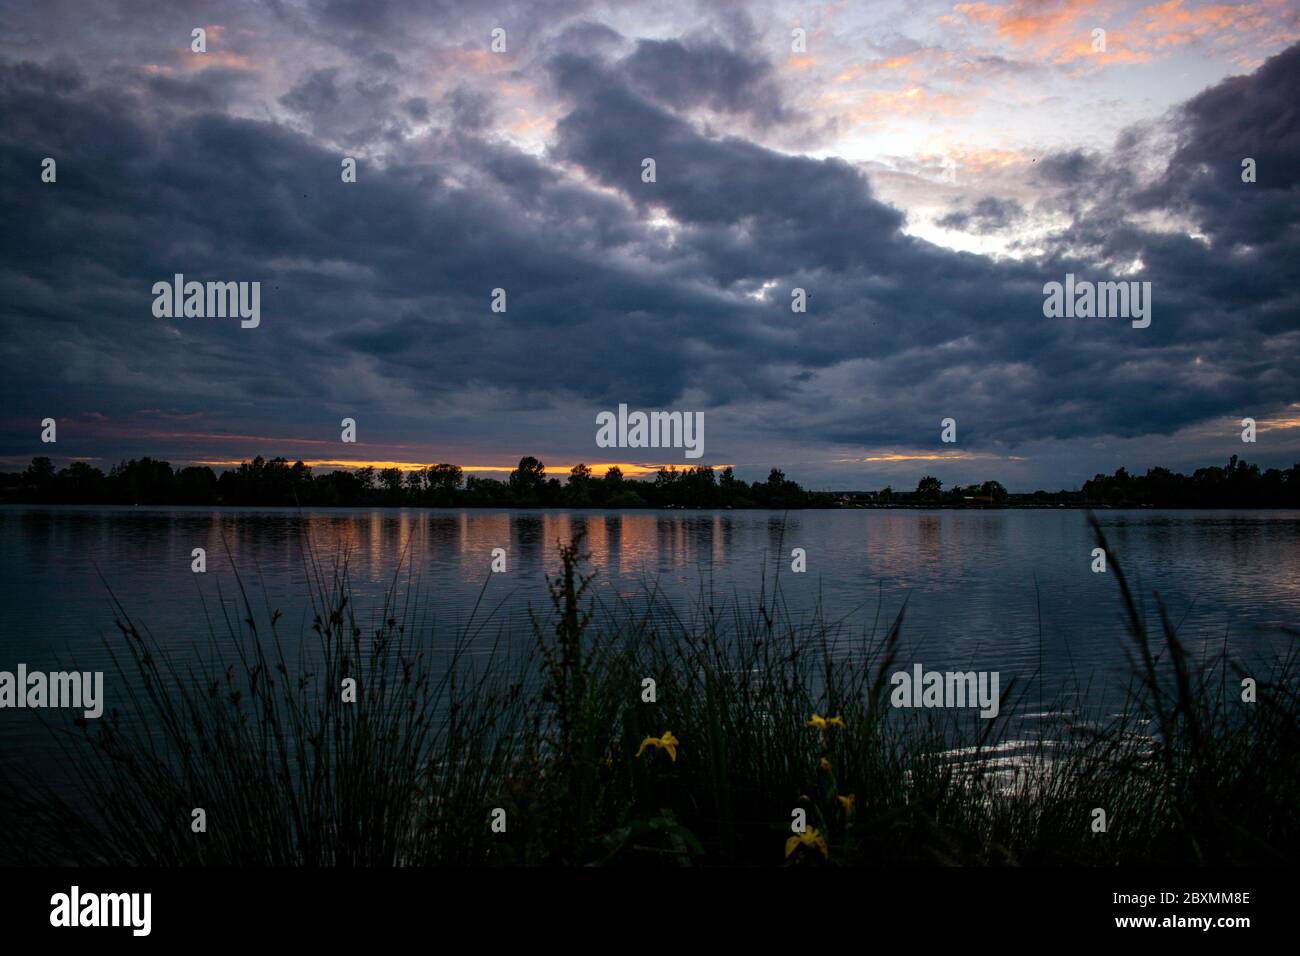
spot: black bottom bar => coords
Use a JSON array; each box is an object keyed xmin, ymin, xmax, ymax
[{"xmin": 0, "ymin": 866, "xmax": 1284, "ymax": 942}]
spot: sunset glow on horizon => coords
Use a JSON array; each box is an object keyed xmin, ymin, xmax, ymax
[{"xmin": 191, "ymin": 459, "xmax": 733, "ymax": 478}]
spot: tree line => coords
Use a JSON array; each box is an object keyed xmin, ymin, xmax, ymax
[
  {"xmin": 2, "ymin": 453, "xmax": 1296, "ymax": 508},
  {"xmin": 0, "ymin": 455, "xmax": 818, "ymax": 508},
  {"xmin": 896, "ymin": 455, "xmax": 1300, "ymax": 508},
  {"xmin": 1078, "ymin": 455, "xmax": 1300, "ymax": 507}
]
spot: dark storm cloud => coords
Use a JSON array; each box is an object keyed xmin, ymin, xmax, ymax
[
  {"xmin": 0, "ymin": 10, "xmax": 1296, "ymax": 475},
  {"xmin": 0, "ymin": 55, "xmax": 758, "ymax": 441},
  {"xmin": 137, "ymin": 67, "xmax": 256, "ymax": 111},
  {"xmin": 279, "ymin": 66, "xmax": 410, "ymax": 144},
  {"xmin": 280, "ymin": 67, "xmax": 346, "ymax": 115},
  {"xmin": 621, "ymin": 38, "xmax": 798, "ymax": 128},
  {"xmin": 1142, "ymin": 43, "xmax": 1300, "ymax": 251},
  {"xmin": 446, "ymin": 85, "xmax": 494, "ymax": 131},
  {"xmin": 1020, "ymin": 44, "xmax": 1300, "ymax": 443},
  {"xmin": 402, "ymin": 96, "xmax": 430, "ymax": 121},
  {"xmin": 293, "ymin": 0, "xmax": 597, "ymax": 63},
  {"xmin": 543, "ymin": 43, "xmax": 1299, "ymax": 448},
  {"xmin": 549, "ymin": 51, "xmax": 903, "ymax": 277},
  {"xmin": 937, "ymin": 196, "xmax": 1026, "ymax": 234},
  {"xmin": 546, "ymin": 20, "xmax": 626, "ymax": 56}
]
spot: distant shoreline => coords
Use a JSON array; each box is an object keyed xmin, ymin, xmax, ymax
[{"xmin": 4, "ymin": 452, "xmax": 1297, "ymax": 510}]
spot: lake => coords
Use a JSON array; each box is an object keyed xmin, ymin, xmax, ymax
[{"xmin": 2, "ymin": 506, "xmax": 1297, "ymax": 756}]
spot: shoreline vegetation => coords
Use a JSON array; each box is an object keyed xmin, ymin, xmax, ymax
[
  {"xmin": 3, "ymin": 453, "xmax": 1300, "ymax": 510},
  {"xmin": 0, "ymin": 516, "xmax": 1296, "ymax": 866}
]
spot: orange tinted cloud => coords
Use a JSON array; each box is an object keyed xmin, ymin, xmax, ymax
[
  {"xmin": 1143, "ymin": 0, "xmax": 1244, "ymax": 36},
  {"xmin": 1256, "ymin": 404, "xmax": 1300, "ymax": 432},
  {"xmin": 146, "ymin": 25, "xmax": 255, "ymax": 75},
  {"xmin": 836, "ymin": 50, "xmax": 963, "ymax": 85},
  {"xmin": 935, "ymin": 145, "xmax": 1028, "ymax": 172},
  {"xmin": 181, "ymin": 26, "xmax": 254, "ymax": 71},
  {"xmin": 1138, "ymin": 0, "xmax": 1291, "ymax": 54},
  {"xmin": 144, "ymin": 47, "xmax": 257, "ymax": 76},
  {"xmin": 832, "ymin": 52, "xmax": 927, "ymax": 84},
  {"xmin": 952, "ymin": 0, "xmax": 1097, "ymax": 44},
  {"xmin": 840, "ymin": 452, "xmax": 1027, "ymax": 462},
  {"xmin": 951, "ymin": 0, "xmax": 1289, "ymax": 66},
  {"xmin": 182, "ymin": 49, "xmax": 255, "ymax": 71},
  {"xmin": 952, "ymin": 0, "xmax": 1149, "ymax": 64}
]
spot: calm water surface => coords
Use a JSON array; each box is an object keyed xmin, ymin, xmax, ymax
[{"xmin": 1, "ymin": 506, "xmax": 1297, "ymax": 754}]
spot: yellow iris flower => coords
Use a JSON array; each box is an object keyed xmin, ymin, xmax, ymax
[
  {"xmin": 806, "ymin": 714, "xmax": 846, "ymax": 730},
  {"xmin": 837, "ymin": 794, "xmax": 856, "ymax": 814},
  {"xmin": 819, "ymin": 757, "xmax": 832, "ymax": 772},
  {"xmin": 636, "ymin": 731, "xmax": 679, "ymax": 762},
  {"xmin": 785, "ymin": 827, "xmax": 829, "ymax": 859}
]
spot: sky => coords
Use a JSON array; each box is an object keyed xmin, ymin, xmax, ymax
[{"xmin": 0, "ymin": 0, "xmax": 1298, "ymax": 491}]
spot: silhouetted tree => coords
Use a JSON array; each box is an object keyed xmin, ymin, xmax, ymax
[
  {"xmin": 979, "ymin": 480, "xmax": 1009, "ymax": 503},
  {"xmin": 566, "ymin": 463, "xmax": 593, "ymax": 507},
  {"xmin": 916, "ymin": 475, "xmax": 943, "ymax": 501},
  {"xmin": 59, "ymin": 461, "xmax": 106, "ymax": 502},
  {"xmin": 509, "ymin": 456, "xmax": 547, "ymax": 505},
  {"xmin": 379, "ymin": 468, "xmax": 404, "ymax": 505},
  {"xmin": 426, "ymin": 464, "xmax": 464, "ymax": 505},
  {"xmin": 23, "ymin": 457, "xmax": 57, "ymax": 500}
]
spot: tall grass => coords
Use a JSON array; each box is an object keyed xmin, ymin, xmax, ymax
[{"xmin": 1, "ymin": 516, "xmax": 1296, "ymax": 866}]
